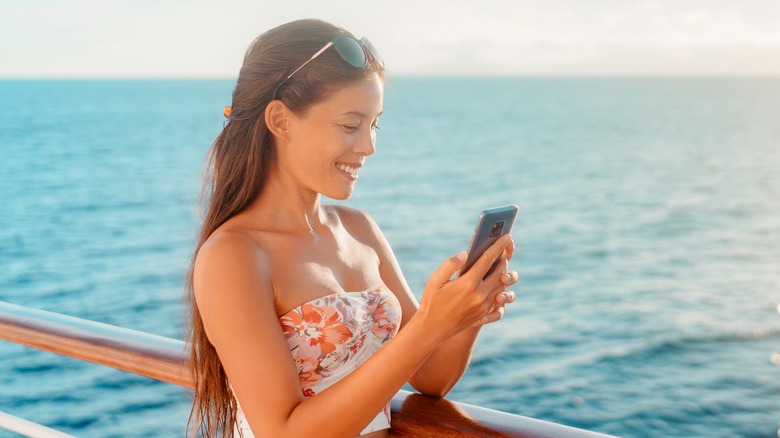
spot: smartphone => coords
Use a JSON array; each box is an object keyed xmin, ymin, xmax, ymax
[{"xmin": 459, "ymin": 204, "xmax": 519, "ymax": 277}]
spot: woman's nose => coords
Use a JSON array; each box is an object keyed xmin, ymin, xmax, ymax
[{"xmin": 355, "ymin": 128, "xmax": 376, "ymax": 156}]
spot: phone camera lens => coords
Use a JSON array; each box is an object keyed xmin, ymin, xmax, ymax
[{"xmin": 489, "ymin": 221, "xmax": 505, "ymax": 237}]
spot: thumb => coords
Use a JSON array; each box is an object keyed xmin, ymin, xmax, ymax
[{"xmin": 429, "ymin": 251, "xmax": 467, "ymax": 287}]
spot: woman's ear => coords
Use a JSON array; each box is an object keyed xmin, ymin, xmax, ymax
[{"xmin": 265, "ymin": 100, "xmax": 291, "ymax": 143}]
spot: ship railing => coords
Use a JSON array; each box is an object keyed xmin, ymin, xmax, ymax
[{"xmin": 0, "ymin": 300, "xmax": 613, "ymax": 437}]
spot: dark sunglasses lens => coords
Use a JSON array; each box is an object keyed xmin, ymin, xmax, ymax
[
  {"xmin": 333, "ymin": 35, "xmax": 366, "ymax": 68},
  {"xmin": 360, "ymin": 37, "xmax": 384, "ymax": 67}
]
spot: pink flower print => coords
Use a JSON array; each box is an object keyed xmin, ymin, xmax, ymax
[
  {"xmin": 370, "ymin": 297, "xmax": 400, "ymax": 341},
  {"xmin": 284, "ymin": 303, "xmax": 353, "ymax": 356},
  {"xmin": 294, "ymin": 355, "xmax": 322, "ymax": 384},
  {"xmin": 349, "ymin": 333, "xmax": 367, "ymax": 356}
]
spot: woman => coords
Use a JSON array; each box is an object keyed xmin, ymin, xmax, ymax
[{"xmin": 186, "ymin": 19, "xmax": 519, "ymax": 437}]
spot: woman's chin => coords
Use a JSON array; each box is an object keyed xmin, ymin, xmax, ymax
[
  {"xmin": 322, "ymin": 186, "xmax": 354, "ymax": 201},
  {"xmin": 328, "ymin": 192, "xmax": 353, "ymax": 201}
]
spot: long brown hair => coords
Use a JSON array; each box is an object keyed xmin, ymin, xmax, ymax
[{"xmin": 185, "ymin": 19, "xmax": 384, "ymax": 437}]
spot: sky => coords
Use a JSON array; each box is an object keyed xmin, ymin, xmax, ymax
[{"xmin": 1, "ymin": 0, "xmax": 779, "ymax": 78}]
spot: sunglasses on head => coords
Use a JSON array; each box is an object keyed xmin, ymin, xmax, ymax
[{"xmin": 272, "ymin": 35, "xmax": 384, "ymax": 99}]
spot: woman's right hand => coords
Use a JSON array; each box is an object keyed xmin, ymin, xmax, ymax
[{"xmin": 416, "ymin": 234, "xmax": 514, "ymax": 343}]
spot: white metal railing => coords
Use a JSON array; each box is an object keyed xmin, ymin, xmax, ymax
[{"xmin": 0, "ymin": 410, "xmax": 76, "ymax": 438}]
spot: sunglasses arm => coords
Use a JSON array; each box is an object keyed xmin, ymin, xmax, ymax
[{"xmin": 283, "ymin": 41, "xmax": 335, "ymax": 82}]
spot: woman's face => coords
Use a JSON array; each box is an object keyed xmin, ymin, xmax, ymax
[{"xmin": 281, "ymin": 74, "xmax": 384, "ymax": 201}]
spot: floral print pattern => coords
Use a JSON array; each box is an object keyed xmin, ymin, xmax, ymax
[
  {"xmin": 235, "ymin": 286, "xmax": 402, "ymax": 437},
  {"xmin": 280, "ymin": 286, "xmax": 401, "ymax": 389}
]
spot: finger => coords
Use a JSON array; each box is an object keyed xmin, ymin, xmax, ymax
[
  {"xmin": 466, "ymin": 235, "xmax": 512, "ymax": 281},
  {"xmin": 475, "ymin": 304, "xmax": 506, "ymax": 326},
  {"xmin": 491, "ymin": 305, "xmax": 506, "ymax": 322},
  {"xmin": 503, "ymin": 237, "xmax": 515, "ymax": 261},
  {"xmin": 483, "ymin": 256, "xmax": 508, "ymax": 287},
  {"xmin": 495, "ymin": 290, "xmax": 516, "ymax": 305},
  {"xmin": 501, "ymin": 270, "xmax": 519, "ymax": 286},
  {"xmin": 482, "ymin": 255, "xmax": 508, "ymax": 283},
  {"xmin": 428, "ymin": 251, "xmax": 467, "ymax": 288},
  {"xmin": 475, "ymin": 259, "xmax": 508, "ymax": 305}
]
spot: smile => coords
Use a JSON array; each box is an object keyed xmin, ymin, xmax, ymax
[{"xmin": 336, "ymin": 163, "xmax": 359, "ymax": 180}]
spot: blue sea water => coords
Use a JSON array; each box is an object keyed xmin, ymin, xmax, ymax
[{"xmin": 1, "ymin": 77, "xmax": 779, "ymax": 437}]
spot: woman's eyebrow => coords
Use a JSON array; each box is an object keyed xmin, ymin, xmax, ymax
[{"xmin": 339, "ymin": 110, "xmax": 384, "ymax": 118}]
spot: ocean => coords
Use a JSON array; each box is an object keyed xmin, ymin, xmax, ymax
[{"xmin": 1, "ymin": 77, "xmax": 779, "ymax": 437}]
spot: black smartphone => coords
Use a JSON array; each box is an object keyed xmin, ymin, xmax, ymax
[{"xmin": 459, "ymin": 204, "xmax": 519, "ymax": 277}]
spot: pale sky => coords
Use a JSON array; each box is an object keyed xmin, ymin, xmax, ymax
[{"xmin": 2, "ymin": 0, "xmax": 779, "ymax": 78}]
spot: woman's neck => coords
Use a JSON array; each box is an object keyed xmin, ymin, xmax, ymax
[{"xmin": 242, "ymin": 171, "xmax": 328, "ymax": 235}]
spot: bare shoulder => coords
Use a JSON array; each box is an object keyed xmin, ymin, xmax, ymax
[
  {"xmin": 196, "ymin": 227, "xmax": 269, "ymax": 267},
  {"xmin": 193, "ymin": 226, "xmax": 273, "ymax": 306},
  {"xmin": 328, "ymin": 204, "xmax": 383, "ymax": 239},
  {"xmin": 328, "ymin": 205, "xmax": 398, "ymax": 266}
]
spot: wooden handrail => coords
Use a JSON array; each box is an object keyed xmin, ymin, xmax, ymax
[
  {"xmin": 0, "ymin": 301, "xmax": 613, "ymax": 437},
  {"xmin": 0, "ymin": 301, "xmax": 190, "ymax": 387}
]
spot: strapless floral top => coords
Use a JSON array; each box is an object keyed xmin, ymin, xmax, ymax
[{"xmin": 235, "ymin": 286, "xmax": 402, "ymax": 437}]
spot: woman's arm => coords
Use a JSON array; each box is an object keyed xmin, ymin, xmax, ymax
[
  {"xmin": 194, "ymin": 227, "xmax": 511, "ymax": 438},
  {"xmin": 353, "ymin": 210, "xmax": 518, "ymax": 398},
  {"xmin": 405, "ymin": 251, "xmax": 517, "ymax": 397}
]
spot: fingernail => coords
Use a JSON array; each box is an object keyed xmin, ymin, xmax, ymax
[
  {"xmin": 456, "ymin": 251, "xmax": 467, "ymax": 261},
  {"xmin": 503, "ymin": 272, "xmax": 512, "ymax": 282}
]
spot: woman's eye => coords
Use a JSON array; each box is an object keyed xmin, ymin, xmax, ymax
[{"xmin": 340, "ymin": 122, "xmax": 379, "ymax": 132}]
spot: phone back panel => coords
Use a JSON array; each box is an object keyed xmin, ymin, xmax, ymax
[{"xmin": 460, "ymin": 204, "xmax": 519, "ymax": 276}]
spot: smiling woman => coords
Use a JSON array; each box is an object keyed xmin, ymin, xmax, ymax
[
  {"xmin": 273, "ymin": 77, "xmax": 383, "ymax": 199},
  {"xmin": 186, "ymin": 19, "xmax": 519, "ymax": 438}
]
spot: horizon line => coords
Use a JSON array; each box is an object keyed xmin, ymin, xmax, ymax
[{"xmin": 2, "ymin": 72, "xmax": 780, "ymax": 81}]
